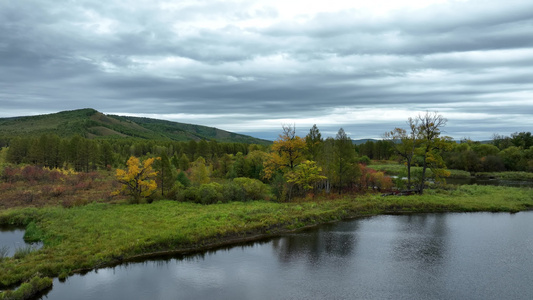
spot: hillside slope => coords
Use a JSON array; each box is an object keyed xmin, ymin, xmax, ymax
[{"xmin": 0, "ymin": 108, "xmax": 270, "ymax": 144}]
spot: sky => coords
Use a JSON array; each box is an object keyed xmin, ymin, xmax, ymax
[{"xmin": 1, "ymin": 0, "xmax": 532, "ymax": 141}]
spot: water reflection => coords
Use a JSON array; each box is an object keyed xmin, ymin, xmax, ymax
[
  {"xmin": 272, "ymin": 221, "xmax": 357, "ymax": 267},
  {"xmin": 392, "ymin": 214, "xmax": 448, "ymax": 265},
  {"xmin": 39, "ymin": 212, "xmax": 533, "ymax": 300}
]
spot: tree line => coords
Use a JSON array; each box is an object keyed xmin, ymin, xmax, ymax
[
  {"xmin": 1, "ymin": 113, "xmax": 532, "ymax": 203},
  {"xmin": 3, "ymin": 135, "xmax": 257, "ymax": 172}
]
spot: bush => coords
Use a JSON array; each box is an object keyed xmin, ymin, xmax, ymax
[
  {"xmin": 176, "ymin": 179, "xmax": 269, "ymax": 204},
  {"xmin": 358, "ymin": 156, "xmax": 371, "ymax": 165},
  {"xmin": 21, "ymin": 166, "xmax": 46, "ymax": 182},
  {"xmin": 176, "ymin": 186, "xmax": 200, "ymax": 203},
  {"xmin": 221, "ymin": 181, "xmax": 245, "ymax": 202},
  {"xmin": 165, "ymin": 182, "xmax": 184, "ymax": 200},
  {"xmin": 197, "ymin": 183, "xmax": 224, "ymax": 204},
  {"xmin": 1, "ymin": 166, "xmax": 19, "ymax": 183},
  {"xmin": 233, "ymin": 177, "xmax": 270, "ymax": 201}
]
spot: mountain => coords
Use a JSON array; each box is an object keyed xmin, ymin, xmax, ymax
[
  {"xmin": 351, "ymin": 138, "xmax": 379, "ymax": 145},
  {"xmin": 0, "ymin": 108, "xmax": 270, "ymax": 145}
]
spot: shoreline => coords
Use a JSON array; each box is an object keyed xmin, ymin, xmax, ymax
[{"xmin": 1, "ymin": 185, "xmax": 533, "ymax": 299}]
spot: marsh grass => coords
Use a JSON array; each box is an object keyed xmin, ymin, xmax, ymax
[
  {"xmin": 475, "ymin": 171, "xmax": 533, "ymax": 181},
  {"xmin": 0, "ymin": 185, "xmax": 532, "ymax": 296},
  {"xmin": 369, "ymin": 164, "xmax": 471, "ymax": 178},
  {"xmin": 13, "ymin": 245, "xmax": 36, "ymax": 260},
  {"xmin": 0, "ymin": 276, "xmax": 52, "ymax": 300},
  {"xmin": 0, "ymin": 246, "xmax": 8, "ymax": 261}
]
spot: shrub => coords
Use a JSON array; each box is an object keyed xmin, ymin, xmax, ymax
[
  {"xmin": 2, "ymin": 166, "xmax": 19, "ymax": 183},
  {"xmin": 165, "ymin": 182, "xmax": 184, "ymax": 200},
  {"xmin": 222, "ymin": 181, "xmax": 246, "ymax": 202},
  {"xmin": 233, "ymin": 177, "xmax": 270, "ymax": 201},
  {"xmin": 74, "ymin": 182, "xmax": 92, "ymax": 190},
  {"xmin": 48, "ymin": 169, "xmax": 64, "ymax": 182},
  {"xmin": 51, "ymin": 186, "xmax": 66, "ymax": 197},
  {"xmin": 369, "ymin": 171, "xmax": 393, "ymax": 191},
  {"xmin": 0, "ymin": 182, "xmax": 14, "ymax": 191},
  {"xmin": 176, "ymin": 186, "xmax": 200, "ymax": 203},
  {"xmin": 358, "ymin": 155, "xmax": 371, "ymax": 165},
  {"xmin": 176, "ymin": 171, "xmax": 191, "ymax": 188},
  {"xmin": 198, "ymin": 183, "xmax": 223, "ymax": 204},
  {"xmin": 17, "ymin": 191, "xmax": 38, "ymax": 204},
  {"xmin": 21, "ymin": 166, "xmax": 46, "ymax": 182}
]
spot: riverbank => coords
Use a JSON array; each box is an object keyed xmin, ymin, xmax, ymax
[
  {"xmin": 1, "ymin": 185, "xmax": 532, "ymax": 299},
  {"xmin": 369, "ymin": 163, "xmax": 533, "ymax": 181}
]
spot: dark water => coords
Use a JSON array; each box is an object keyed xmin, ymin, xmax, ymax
[
  {"xmin": 0, "ymin": 226, "xmax": 41, "ymax": 257},
  {"xmin": 39, "ymin": 212, "xmax": 533, "ymax": 300},
  {"xmin": 446, "ymin": 177, "xmax": 533, "ymax": 187}
]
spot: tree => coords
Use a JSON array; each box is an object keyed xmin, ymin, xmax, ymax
[
  {"xmin": 155, "ymin": 151, "xmax": 175, "ymax": 196},
  {"xmin": 286, "ymin": 160, "xmax": 327, "ymax": 195},
  {"xmin": 305, "ymin": 124, "xmax": 323, "ymax": 161},
  {"xmin": 263, "ymin": 124, "xmax": 307, "ymax": 179},
  {"xmin": 100, "ymin": 141, "xmax": 114, "ymax": 169},
  {"xmin": 384, "ymin": 118, "xmax": 419, "ymax": 190},
  {"xmin": 333, "ymin": 128, "xmax": 358, "ymax": 193},
  {"xmin": 189, "ymin": 157, "xmax": 210, "ymax": 184},
  {"xmin": 415, "ymin": 111, "xmax": 452, "ymax": 194},
  {"xmin": 510, "ymin": 132, "xmax": 533, "ymax": 149},
  {"xmin": 115, "ymin": 156, "xmax": 158, "ymax": 203},
  {"xmin": 6, "ymin": 137, "xmax": 30, "ymax": 164},
  {"xmin": 178, "ymin": 153, "xmax": 190, "ymax": 171}
]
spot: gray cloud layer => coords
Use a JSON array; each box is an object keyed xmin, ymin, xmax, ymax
[{"xmin": 1, "ymin": 0, "xmax": 532, "ymax": 140}]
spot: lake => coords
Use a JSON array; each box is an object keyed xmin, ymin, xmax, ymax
[
  {"xmin": 0, "ymin": 226, "xmax": 42, "ymax": 257},
  {"xmin": 37, "ymin": 211, "xmax": 533, "ymax": 300}
]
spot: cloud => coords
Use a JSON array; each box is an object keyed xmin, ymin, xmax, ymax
[{"xmin": 1, "ymin": 0, "xmax": 532, "ymax": 141}]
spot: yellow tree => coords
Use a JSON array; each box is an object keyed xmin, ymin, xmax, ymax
[
  {"xmin": 115, "ymin": 156, "xmax": 158, "ymax": 203},
  {"xmin": 286, "ymin": 160, "xmax": 327, "ymax": 194},
  {"xmin": 264, "ymin": 124, "xmax": 307, "ymax": 180}
]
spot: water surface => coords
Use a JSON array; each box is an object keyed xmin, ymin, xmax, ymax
[
  {"xmin": 0, "ymin": 226, "xmax": 41, "ymax": 257},
  {"xmin": 41, "ymin": 212, "xmax": 533, "ymax": 300}
]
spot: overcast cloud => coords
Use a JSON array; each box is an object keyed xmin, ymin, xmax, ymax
[{"xmin": 1, "ymin": 0, "xmax": 532, "ymax": 141}]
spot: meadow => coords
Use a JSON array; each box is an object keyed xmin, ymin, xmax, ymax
[{"xmin": 1, "ymin": 184, "xmax": 532, "ymax": 299}]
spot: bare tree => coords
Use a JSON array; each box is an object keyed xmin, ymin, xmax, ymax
[
  {"xmin": 383, "ymin": 117, "xmax": 419, "ymax": 190},
  {"xmin": 415, "ymin": 111, "xmax": 450, "ymax": 194}
]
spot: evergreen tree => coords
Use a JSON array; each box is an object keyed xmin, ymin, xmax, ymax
[
  {"xmin": 155, "ymin": 151, "xmax": 175, "ymax": 196},
  {"xmin": 333, "ymin": 128, "xmax": 358, "ymax": 193},
  {"xmin": 305, "ymin": 124, "xmax": 323, "ymax": 161}
]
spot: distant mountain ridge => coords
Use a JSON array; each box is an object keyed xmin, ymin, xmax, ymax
[{"xmin": 0, "ymin": 108, "xmax": 270, "ymax": 145}]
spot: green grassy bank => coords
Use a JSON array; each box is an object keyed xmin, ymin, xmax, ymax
[
  {"xmin": 369, "ymin": 163, "xmax": 533, "ymax": 181},
  {"xmin": 369, "ymin": 163, "xmax": 472, "ymax": 178},
  {"xmin": 1, "ymin": 185, "xmax": 532, "ymax": 298}
]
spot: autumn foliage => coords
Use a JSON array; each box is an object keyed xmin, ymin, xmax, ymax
[{"xmin": 114, "ymin": 156, "xmax": 158, "ymax": 203}]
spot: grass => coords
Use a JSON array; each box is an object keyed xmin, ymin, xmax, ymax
[
  {"xmin": 369, "ymin": 163, "xmax": 474, "ymax": 178},
  {"xmin": 474, "ymin": 171, "xmax": 533, "ymax": 181},
  {"xmin": 369, "ymin": 163, "xmax": 533, "ymax": 181},
  {"xmin": 0, "ymin": 169, "xmax": 125, "ymax": 209},
  {"xmin": 0, "ymin": 276, "xmax": 52, "ymax": 300},
  {"xmin": 13, "ymin": 246, "xmax": 37, "ymax": 260},
  {"xmin": 0, "ymin": 246, "xmax": 8, "ymax": 261},
  {"xmin": 0, "ymin": 184, "xmax": 532, "ymax": 298}
]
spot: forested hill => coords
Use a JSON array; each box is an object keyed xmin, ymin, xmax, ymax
[{"xmin": 0, "ymin": 108, "xmax": 270, "ymax": 145}]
